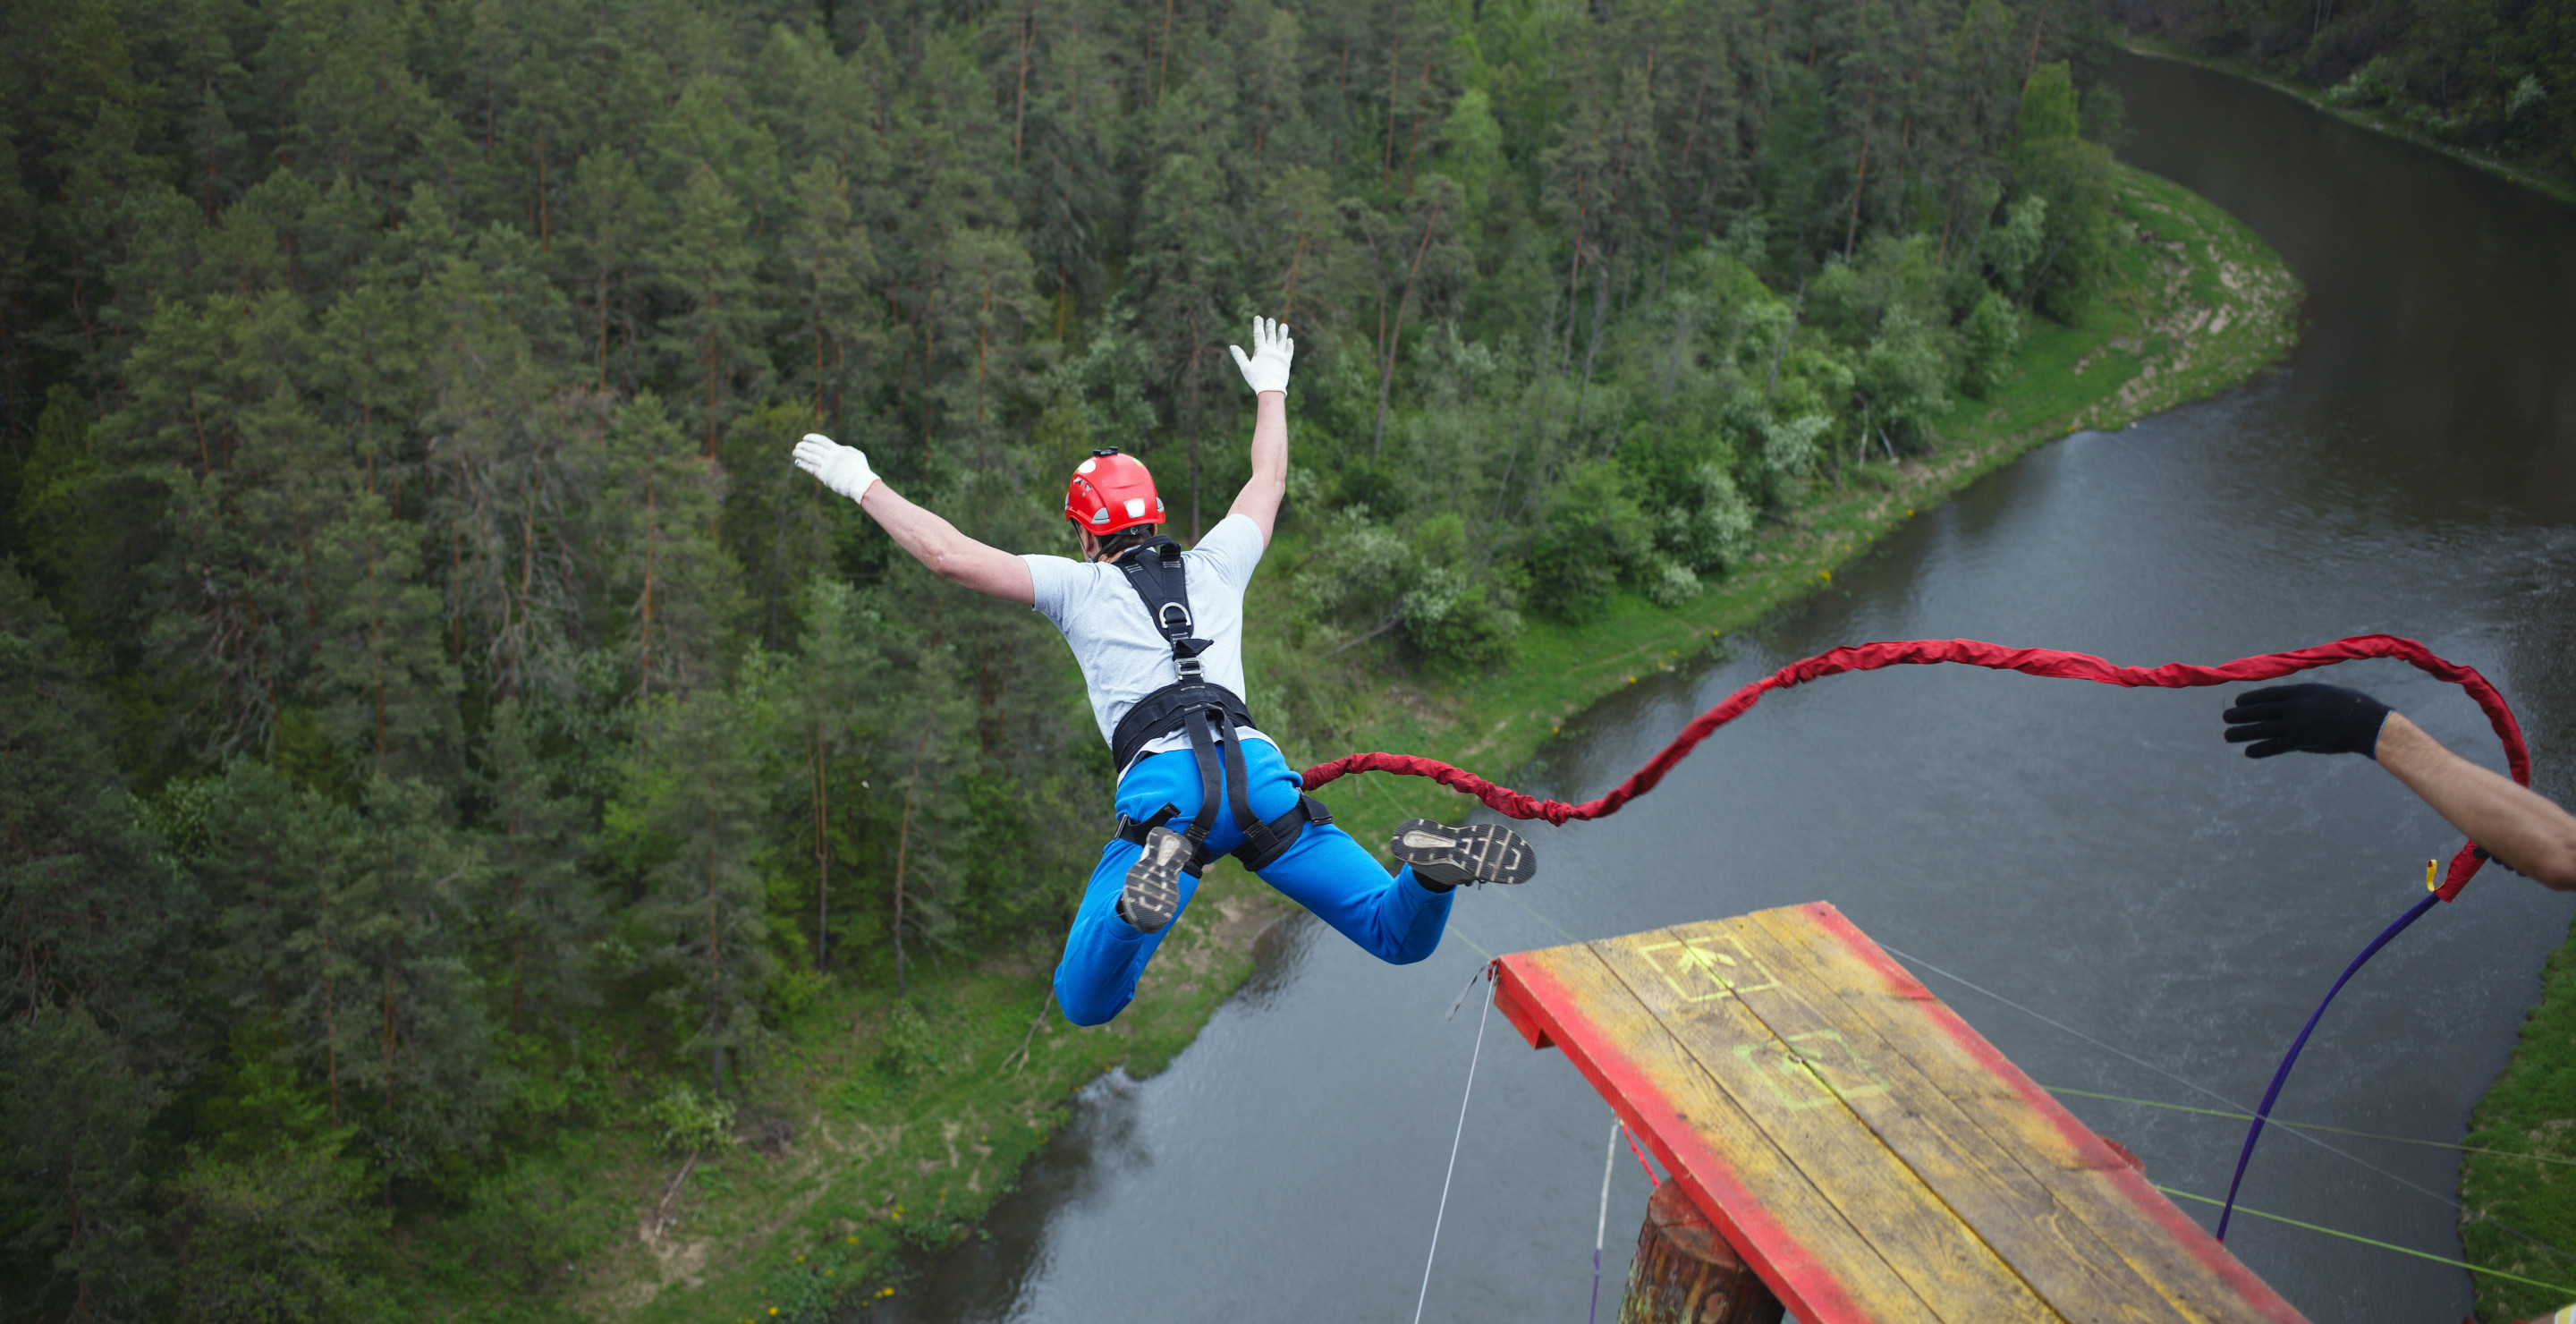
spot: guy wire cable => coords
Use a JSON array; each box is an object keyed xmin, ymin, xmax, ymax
[{"xmin": 1414, "ymin": 968, "xmax": 1494, "ymax": 1324}]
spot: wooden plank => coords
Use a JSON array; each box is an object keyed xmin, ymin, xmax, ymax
[
  {"xmin": 1707, "ymin": 909, "xmax": 2246, "ymax": 1324},
  {"xmin": 1697, "ymin": 918, "xmax": 2198, "ymax": 1324},
  {"xmin": 1750, "ymin": 904, "xmax": 2307, "ymax": 1324},
  {"xmin": 1580, "ymin": 929, "xmax": 2067, "ymax": 1324},
  {"xmin": 1497, "ymin": 904, "xmax": 2311, "ymax": 1324},
  {"xmin": 1499, "ymin": 946, "xmax": 1940, "ymax": 1324}
]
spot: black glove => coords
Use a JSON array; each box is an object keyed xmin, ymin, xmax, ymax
[{"xmin": 2222, "ymin": 683, "xmax": 2391, "ymax": 760}]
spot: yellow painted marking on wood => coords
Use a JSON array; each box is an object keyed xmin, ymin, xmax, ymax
[
  {"xmin": 1512, "ymin": 905, "xmax": 2307, "ymax": 1324},
  {"xmin": 1631, "ymin": 932, "xmax": 1783, "ymax": 1001},
  {"xmin": 1731, "ymin": 1031, "xmax": 1892, "ymax": 1110}
]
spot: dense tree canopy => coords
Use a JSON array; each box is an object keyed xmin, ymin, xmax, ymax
[{"xmin": 0, "ymin": 0, "xmax": 2125, "ymax": 1314}]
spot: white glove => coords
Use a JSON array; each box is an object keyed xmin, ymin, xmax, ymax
[
  {"xmin": 792, "ymin": 433, "xmax": 877, "ymax": 504},
  {"xmin": 1228, "ymin": 316, "xmax": 1294, "ymax": 395}
]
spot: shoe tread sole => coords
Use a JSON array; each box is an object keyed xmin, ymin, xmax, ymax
[
  {"xmin": 1389, "ymin": 819, "xmax": 1536, "ymax": 887},
  {"xmin": 1123, "ymin": 828, "xmax": 1190, "ymax": 932}
]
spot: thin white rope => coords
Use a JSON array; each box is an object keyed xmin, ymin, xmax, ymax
[
  {"xmin": 1587, "ymin": 1119, "xmax": 1620, "ymax": 1324},
  {"xmin": 1415, "ymin": 972, "xmax": 1494, "ymax": 1324},
  {"xmin": 1878, "ymin": 940, "xmax": 2576, "ymax": 1268}
]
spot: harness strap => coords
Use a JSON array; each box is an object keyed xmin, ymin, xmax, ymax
[
  {"xmin": 1236, "ymin": 792, "xmax": 1332, "ymax": 871},
  {"xmin": 1112, "ymin": 752, "xmax": 1335, "ymax": 875},
  {"xmin": 1113, "ymin": 538, "xmax": 1213, "ymax": 682},
  {"xmin": 1109, "ymin": 681, "xmax": 1253, "ymax": 775},
  {"xmin": 1181, "ymin": 709, "xmax": 1224, "ymax": 844},
  {"xmin": 1219, "ymin": 721, "xmax": 1255, "ymax": 839}
]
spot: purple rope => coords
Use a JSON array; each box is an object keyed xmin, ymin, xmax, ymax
[{"xmin": 2215, "ymin": 892, "xmax": 2440, "ymax": 1241}]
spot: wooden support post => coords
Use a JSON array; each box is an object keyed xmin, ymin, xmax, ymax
[{"xmin": 1620, "ymin": 1182, "xmax": 1784, "ymax": 1324}]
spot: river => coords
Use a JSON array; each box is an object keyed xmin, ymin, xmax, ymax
[{"xmin": 872, "ymin": 51, "xmax": 2576, "ymax": 1324}]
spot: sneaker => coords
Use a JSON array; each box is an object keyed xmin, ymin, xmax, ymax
[
  {"xmin": 1389, "ymin": 819, "xmax": 1536, "ymax": 890},
  {"xmin": 1121, "ymin": 827, "xmax": 1192, "ymax": 933}
]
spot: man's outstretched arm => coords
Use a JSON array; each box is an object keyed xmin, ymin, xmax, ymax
[
  {"xmin": 2375, "ymin": 714, "xmax": 2576, "ymax": 889},
  {"xmin": 792, "ymin": 434, "xmax": 1035, "ymax": 605},
  {"xmin": 1225, "ymin": 317, "xmax": 1292, "ymax": 546},
  {"xmin": 2224, "ymin": 683, "xmax": 2576, "ymax": 890}
]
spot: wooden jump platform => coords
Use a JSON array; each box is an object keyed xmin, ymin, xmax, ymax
[{"xmin": 1492, "ymin": 903, "xmax": 2309, "ymax": 1324}]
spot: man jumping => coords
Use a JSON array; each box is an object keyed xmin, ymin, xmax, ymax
[{"xmin": 791, "ymin": 315, "xmax": 1536, "ymax": 1025}]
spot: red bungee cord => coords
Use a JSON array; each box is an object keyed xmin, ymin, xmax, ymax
[
  {"xmin": 1299, "ymin": 633, "xmax": 2530, "ymax": 901},
  {"xmin": 1306, "ymin": 633, "xmax": 2536, "ymax": 1243}
]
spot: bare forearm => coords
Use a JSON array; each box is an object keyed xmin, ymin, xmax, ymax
[
  {"xmin": 1230, "ymin": 390, "xmax": 1288, "ymax": 541},
  {"xmin": 2377, "ymin": 713, "xmax": 2576, "ymax": 888},
  {"xmin": 859, "ymin": 482, "xmax": 1034, "ymax": 603},
  {"xmin": 1251, "ymin": 391, "xmax": 1286, "ymax": 478}
]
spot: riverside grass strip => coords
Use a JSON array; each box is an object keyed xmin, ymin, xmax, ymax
[
  {"xmin": 502, "ymin": 162, "xmax": 2297, "ymax": 1324},
  {"xmin": 2462, "ymin": 928, "xmax": 2576, "ymax": 1323}
]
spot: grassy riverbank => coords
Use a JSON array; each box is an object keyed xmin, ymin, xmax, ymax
[
  {"xmin": 2120, "ymin": 38, "xmax": 2576, "ymax": 209},
  {"xmin": 503, "ymin": 162, "xmax": 2298, "ymax": 1324},
  {"xmin": 2463, "ymin": 939, "xmax": 2576, "ymax": 1321}
]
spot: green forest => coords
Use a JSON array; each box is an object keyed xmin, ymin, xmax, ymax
[
  {"xmin": 2114, "ymin": 0, "xmax": 2575, "ymax": 180},
  {"xmin": 0, "ymin": 0, "xmax": 2137, "ymax": 1314}
]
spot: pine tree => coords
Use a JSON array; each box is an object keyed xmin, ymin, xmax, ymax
[
  {"xmin": 476, "ymin": 700, "xmax": 595, "ymax": 1037},
  {"xmin": 0, "ymin": 564, "xmax": 185, "ymax": 1056},
  {"xmin": 602, "ymin": 393, "xmax": 740, "ymax": 703},
  {"xmin": 615, "ymin": 688, "xmax": 774, "ymax": 1096},
  {"xmin": 183, "ymin": 760, "xmax": 312, "ymax": 1027},
  {"xmin": 787, "ymin": 578, "xmax": 887, "ymax": 973},
  {"xmin": 314, "ymin": 486, "xmax": 455, "ymax": 785},
  {"xmin": 336, "ymin": 776, "xmax": 496, "ymax": 1189},
  {"xmin": 563, "ymin": 149, "xmax": 657, "ymax": 395},
  {"xmin": 0, "ymin": 1005, "xmax": 165, "ymax": 1321}
]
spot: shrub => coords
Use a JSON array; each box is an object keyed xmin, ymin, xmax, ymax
[
  {"xmin": 1646, "ymin": 559, "xmax": 1703, "ymax": 607},
  {"xmin": 1960, "ymin": 290, "xmax": 2021, "ymax": 397},
  {"xmin": 2325, "ymin": 56, "xmax": 2399, "ymax": 108},
  {"xmin": 644, "ymin": 1084, "xmax": 738, "ymax": 1154},
  {"xmin": 1527, "ymin": 463, "xmax": 1653, "ymax": 621},
  {"xmin": 1656, "ymin": 462, "xmax": 1757, "ymax": 575},
  {"xmin": 872, "ymin": 1003, "xmax": 945, "ymax": 1084},
  {"xmin": 1400, "ymin": 564, "xmax": 1521, "ymax": 672},
  {"xmin": 168, "ymin": 1149, "xmax": 389, "ymax": 1324}
]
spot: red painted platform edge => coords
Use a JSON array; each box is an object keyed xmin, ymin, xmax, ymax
[
  {"xmin": 1492, "ymin": 951, "xmax": 1881, "ymax": 1324},
  {"xmin": 1797, "ymin": 903, "xmax": 2311, "ymax": 1324},
  {"xmin": 1491, "ymin": 961, "xmax": 1555, "ymax": 1049}
]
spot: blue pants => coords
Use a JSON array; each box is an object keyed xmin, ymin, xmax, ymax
[{"xmin": 1053, "ymin": 740, "xmax": 1453, "ymax": 1026}]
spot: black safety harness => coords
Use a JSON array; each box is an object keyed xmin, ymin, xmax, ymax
[{"xmin": 1104, "ymin": 537, "xmax": 1330, "ymax": 875}]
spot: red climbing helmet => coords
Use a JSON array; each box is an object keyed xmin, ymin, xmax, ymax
[{"xmin": 1063, "ymin": 449, "xmax": 1164, "ymax": 534}]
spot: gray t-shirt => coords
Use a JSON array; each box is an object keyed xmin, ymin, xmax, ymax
[{"xmin": 1022, "ymin": 513, "xmax": 1275, "ymax": 772}]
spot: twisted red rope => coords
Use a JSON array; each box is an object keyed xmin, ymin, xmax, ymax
[{"xmin": 1300, "ymin": 634, "xmax": 2529, "ymax": 902}]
